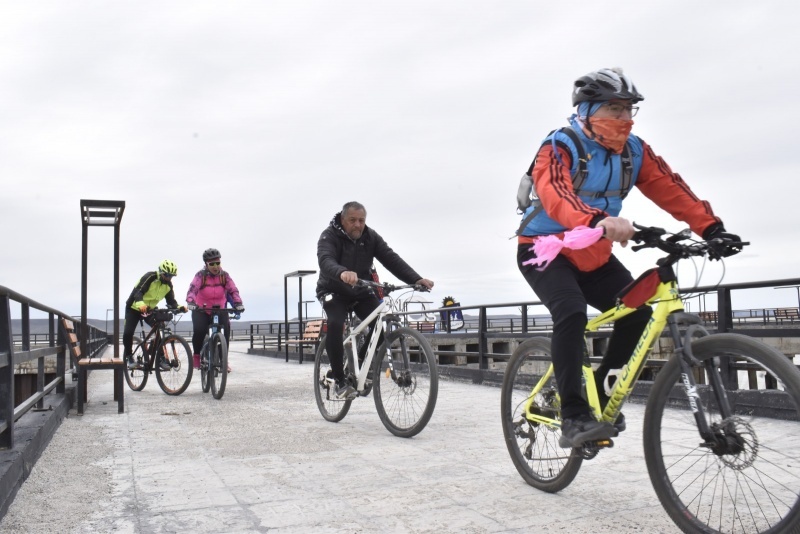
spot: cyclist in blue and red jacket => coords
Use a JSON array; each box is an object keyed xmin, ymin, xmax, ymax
[
  {"xmin": 517, "ymin": 67, "xmax": 742, "ymax": 448},
  {"xmin": 186, "ymin": 248, "xmax": 244, "ymax": 372}
]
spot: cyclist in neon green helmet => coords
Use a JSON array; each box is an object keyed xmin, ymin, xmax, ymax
[{"xmin": 123, "ymin": 260, "xmax": 187, "ymax": 370}]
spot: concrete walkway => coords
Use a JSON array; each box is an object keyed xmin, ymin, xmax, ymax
[{"xmin": 0, "ymin": 342, "xmax": 679, "ymax": 533}]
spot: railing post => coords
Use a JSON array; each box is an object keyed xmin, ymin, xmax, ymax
[
  {"xmin": 0, "ymin": 295, "xmax": 15, "ymax": 449},
  {"xmin": 55, "ymin": 313, "xmax": 65, "ymax": 395},
  {"xmin": 478, "ymin": 306, "xmax": 488, "ymax": 370},
  {"xmin": 521, "ymin": 305, "xmax": 528, "ymax": 334},
  {"xmin": 716, "ymin": 287, "xmax": 736, "ymax": 384}
]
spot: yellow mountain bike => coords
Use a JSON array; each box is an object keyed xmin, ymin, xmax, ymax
[{"xmin": 501, "ymin": 225, "xmax": 800, "ymax": 534}]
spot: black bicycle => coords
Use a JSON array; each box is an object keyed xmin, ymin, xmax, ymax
[
  {"xmin": 197, "ymin": 306, "xmax": 241, "ymax": 400},
  {"xmin": 124, "ymin": 308, "xmax": 193, "ymax": 395}
]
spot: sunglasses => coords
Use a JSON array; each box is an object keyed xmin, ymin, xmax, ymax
[
  {"xmin": 207, "ymin": 261, "xmax": 221, "ymax": 266},
  {"xmin": 161, "ymin": 273, "xmax": 174, "ymax": 278}
]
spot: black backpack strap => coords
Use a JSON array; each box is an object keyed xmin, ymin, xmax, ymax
[{"xmin": 619, "ymin": 140, "xmax": 633, "ymax": 199}]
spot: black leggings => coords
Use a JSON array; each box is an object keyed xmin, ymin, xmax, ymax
[
  {"xmin": 122, "ymin": 308, "xmax": 156, "ymax": 357},
  {"xmin": 518, "ymin": 245, "xmax": 652, "ymax": 419},
  {"xmin": 191, "ymin": 310, "xmax": 231, "ymax": 355},
  {"xmin": 322, "ymin": 293, "xmax": 382, "ymax": 382}
]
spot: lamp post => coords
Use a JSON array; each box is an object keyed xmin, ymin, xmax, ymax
[
  {"xmin": 283, "ymin": 270, "xmax": 316, "ymax": 364},
  {"xmin": 105, "ymin": 308, "xmax": 114, "ymax": 334},
  {"xmin": 775, "ymin": 285, "xmax": 800, "ymax": 310}
]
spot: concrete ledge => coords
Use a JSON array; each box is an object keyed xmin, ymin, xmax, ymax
[{"xmin": 0, "ymin": 379, "xmax": 75, "ymax": 519}]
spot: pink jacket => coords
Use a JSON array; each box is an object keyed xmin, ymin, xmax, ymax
[{"xmin": 185, "ymin": 269, "xmax": 242, "ymax": 311}]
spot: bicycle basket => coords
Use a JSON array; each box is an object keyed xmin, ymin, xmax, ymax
[{"xmin": 153, "ymin": 310, "xmax": 174, "ymax": 322}]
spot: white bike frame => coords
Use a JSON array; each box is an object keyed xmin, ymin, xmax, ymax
[{"xmin": 343, "ymin": 298, "xmax": 393, "ymax": 391}]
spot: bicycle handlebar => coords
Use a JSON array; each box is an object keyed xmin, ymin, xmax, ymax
[
  {"xmin": 188, "ymin": 304, "xmax": 244, "ymax": 317},
  {"xmin": 630, "ymin": 223, "xmax": 748, "ymax": 264},
  {"xmin": 356, "ymin": 279, "xmax": 431, "ymax": 294}
]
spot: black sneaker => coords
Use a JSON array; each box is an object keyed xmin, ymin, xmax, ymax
[
  {"xmin": 334, "ymin": 380, "xmax": 355, "ymax": 400},
  {"xmin": 559, "ymin": 413, "xmax": 616, "ymax": 448},
  {"xmin": 158, "ymin": 358, "xmax": 171, "ymax": 372}
]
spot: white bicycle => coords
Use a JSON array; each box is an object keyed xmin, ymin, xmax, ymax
[{"xmin": 314, "ymin": 280, "xmax": 439, "ymax": 438}]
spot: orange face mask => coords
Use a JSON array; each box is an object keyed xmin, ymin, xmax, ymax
[{"xmin": 586, "ymin": 118, "xmax": 633, "ymax": 154}]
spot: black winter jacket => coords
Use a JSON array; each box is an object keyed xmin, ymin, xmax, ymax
[{"xmin": 316, "ymin": 212, "xmax": 421, "ymax": 299}]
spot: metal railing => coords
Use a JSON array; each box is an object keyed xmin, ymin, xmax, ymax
[
  {"xmin": 248, "ymin": 277, "xmax": 800, "ymax": 390},
  {"xmin": 0, "ymin": 285, "xmax": 107, "ymax": 450}
]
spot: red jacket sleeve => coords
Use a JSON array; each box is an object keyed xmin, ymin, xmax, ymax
[
  {"xmin": 531, "ymin": 144, "xmax": 606, "ymax": 229},
  {"xmin": 635, "ymin": 140, "xmax": 722, "ymax": 237}
]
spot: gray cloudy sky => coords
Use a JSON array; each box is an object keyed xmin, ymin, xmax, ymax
[{"xmin": 2, "ymin": 1, "xmax": 799, "ymax": 321}]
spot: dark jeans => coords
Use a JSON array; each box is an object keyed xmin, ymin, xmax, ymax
[
  {"xmin": 191, "ymin": 310, "xmax": 231, "ymax": 355},
  {"xmin": 517, "ymin": 244, "xmax": 652, "ymax": 419},
  {"xmin": 322, "ymin": 292, "xmax": 382, "ymax": 382}
]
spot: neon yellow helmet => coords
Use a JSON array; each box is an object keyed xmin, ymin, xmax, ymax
[{"xmin": 158, "ymin": 259, "xmax": 178, "ymax": 276}]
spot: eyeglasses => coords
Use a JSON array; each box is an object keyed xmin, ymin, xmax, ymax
[
  {"xmin": 601, "ymin": 102, "xmax": 639, "ymax": 118},
  {"xmin": 207, "ymin": 261, "xmax": 221, "ymax": 267},
  {"xmin": 161, "ymin": 273, "xmax": 174, "ymax": 278}
]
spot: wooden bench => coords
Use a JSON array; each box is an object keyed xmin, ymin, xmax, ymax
[
  {"xmin": 62, "ymin": 318, "xmax": 124, "ymax": 415},
  {"xmin": 409, "ymin": 321, "xmax": 436, "ymax": 333},
  {"xmin": 775, "ymin": 307, "xmax": 800, "ymax": 324},
  {"xmin": 284, "ymin": 320, "xmax": 326, "ymax": 349},
  {"xmin": 697, "ymin": 311, "xmax": 718, "ymax": 323}
]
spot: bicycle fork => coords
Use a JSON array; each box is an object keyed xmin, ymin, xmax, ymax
[{"xmin": 668, "ymin": 317, "xmax": 737, "ymax": 452}]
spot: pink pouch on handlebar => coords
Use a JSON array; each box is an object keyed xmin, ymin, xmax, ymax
[{"xmin": 523, "ymin": 226, "xmax": 604, "ymax": 271}]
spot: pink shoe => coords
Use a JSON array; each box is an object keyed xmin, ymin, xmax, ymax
[{"xmin": 193, "ymin": 354, "xmax": 200, "ymax": 369}]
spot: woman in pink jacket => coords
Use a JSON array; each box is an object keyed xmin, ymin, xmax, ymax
[{"xmin": 186, "ymin": 248, "xmax": 244, "ymax": 371}]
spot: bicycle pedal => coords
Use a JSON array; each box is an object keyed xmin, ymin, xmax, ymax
[{"xmin": 590, "ymin": 438, "xmax": 614, "ymax": 448}]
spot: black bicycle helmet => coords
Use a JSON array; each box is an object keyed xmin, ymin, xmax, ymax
[
  {"xmin": 572, "ymin": 67, "xmax": 644, "ymax": 106},
  {"xmin": 202, "ymin": 248, "xmax": 221, "ymax": 262}
]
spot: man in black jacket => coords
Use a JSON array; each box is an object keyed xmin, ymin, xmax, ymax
[{"xmin": 317, "ymin": 201, "xmax": 434, "ymax": 398}]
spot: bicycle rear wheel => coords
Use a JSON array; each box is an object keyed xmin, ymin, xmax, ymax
[
  {"xmin": 313, "ymin": 335, "xmax": 352, "ymax": 422},
  {"xmin": 155, "ymin": 334, "xmax": 193, "ymax": 395},
  {"xmin": 124, "ymin": 340, "xmax": 149, "ymax": 391},
  {"xmin": 209, "ymin": 334, "xmax": 228, "ymax": 400},
  {"xmin": 373, "ymin": 327, "xmax": 438, "ymax": 438},
  {"xmin": 500, "ymin": 337, "xmax": 582, "ymax": 493},
  {"xmin": 644, "ymin": 333, "xmax": 800, "ymax": 533}
]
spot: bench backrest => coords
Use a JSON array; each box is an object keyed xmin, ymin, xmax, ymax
[
  {"xmin": 302, "ymin": 320, "xmax": 326, "ymax": 340},
  {"xmin": 61, "ymin": 318, "xmax": 82, "ymax": 360}
]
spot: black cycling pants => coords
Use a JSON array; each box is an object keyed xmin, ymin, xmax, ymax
[
  {"xmin": 518, "ymin": 245, "xmax": 652, "ymax": 419},
  {"xmin": 322, "ymin": 293, "xmax": 382, "ymax": 383},
  {"xmin": 191, "ymin": 310, "xmax": 231, "ymax": 355},
  {"xmin": 122, "ymin": 308, "xmax": 156, "ymax": 358}
]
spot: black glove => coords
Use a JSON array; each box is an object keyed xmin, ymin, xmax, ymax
[
  {"xmin": 235, "ymin": 304, "xmax": 245, "ymax": 312},
  {"xmin": 703, "ymin": 224, "xmax": 743, "ymax": 260}
]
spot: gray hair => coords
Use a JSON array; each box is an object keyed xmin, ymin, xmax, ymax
[{"xmin": 342, "ymin": 201, "xmax": 366, "ymax": 216}]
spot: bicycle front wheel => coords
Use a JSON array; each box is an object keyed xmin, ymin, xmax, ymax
[
  {"xmin": 155, "ymin": 334, "xmax": 193, "ymax": 395},
  {"xmin": 313, "ymin": 335, "xmax": 352, "ymax": 422},
  {"xmin": 209, "ymin": 334, "xmax": 228, "ymax": 400},
  {"xmin": 500, "ymin": 337, "xmax": 582, "ymax": 493},
  {"xmin": 644, "ymin": 333, "xmax": 800, "ymax": 533},
  {"xmin": 373, "ymin": 327, "xmax": 438, "ymax": 438},
  {"xmin": 124, "ymin": 340, "xmax": 149, "ymax": 391}
]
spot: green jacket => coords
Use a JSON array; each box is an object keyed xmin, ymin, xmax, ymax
[{"xmin": 125, "ymin": 271, "xmax": 179, "ymax": 312}]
